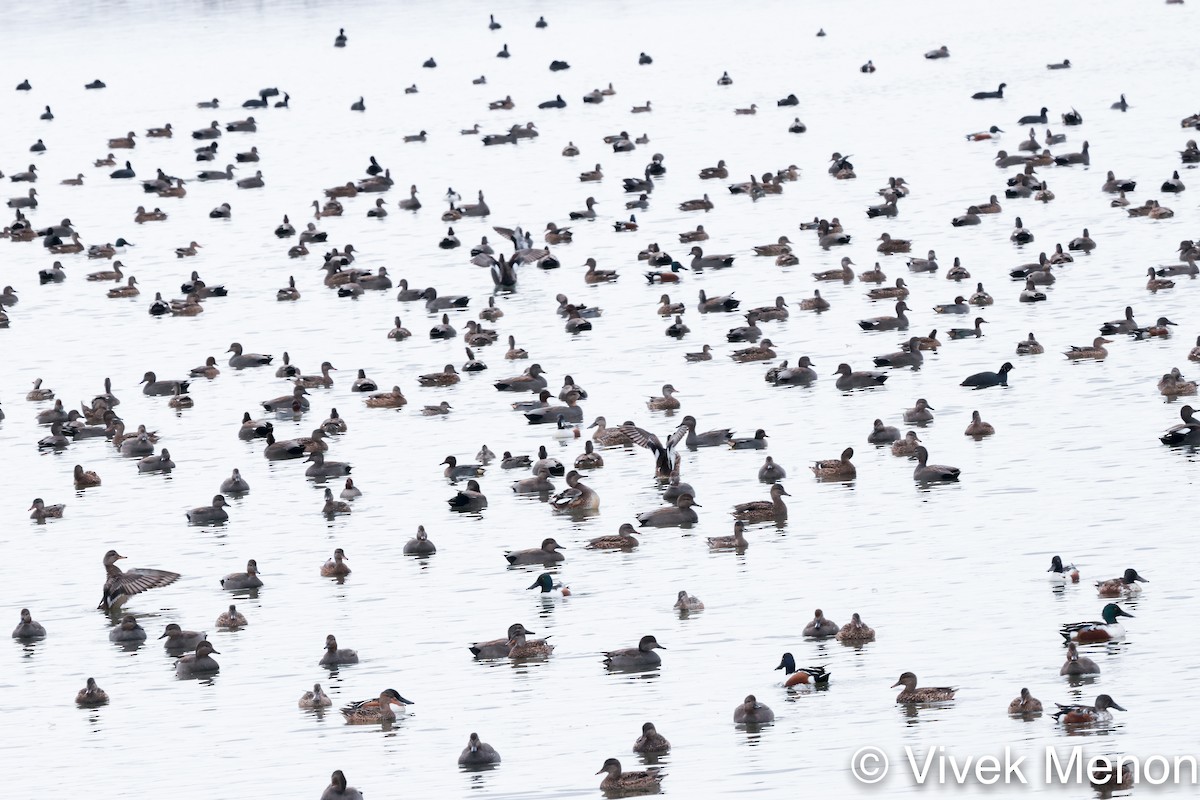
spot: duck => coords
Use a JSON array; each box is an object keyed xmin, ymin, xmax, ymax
[
  {"xmin": 319, "ymin": 634, "xmax": 358, "ymax": 666},
  {"xmin": 596, "ymin": 759, "xmax": 665, "ymax": 793},
  {"xmin": 550, "ymin": 470, "xmax": 599, "ymax": 511},
  {"xmin": 892, "ymin": 672, "xmax": 955, "ymax": 702},
  {"xmin": 734, "ymin": 695, "xmax": 775, "ymax": 724},
  {"xmin": 836, "ymin": 613, "xmax": 876, "ymax": 642},
  {"xmin": 186, "ymin": 495, "xmax": 229, "ymax": 524},
  {"xmin": 1052, "ymin": 694, "xmax": 1125, "ymax": 725},
  {"xmin": 964, "ymin": 411, "xmax": 995, "ymax": 437},
  {"xmin": 341, "ymin": 689, "xmax": 412, "ymax": 724},
  {"xmin": 220, "ymin": 559, "xmax": 262, "ymax": 590},
  {"xmin": 1047, "ymin": 555, "xmax": 1080, "ymax": 583},
  {"xmin": 1060, "ymin": 603, "xmax": 1133, "ymax": 642},
  {"xmin": 603, "ymin": 635, "xmax": 665, "ymax": 669},
  {"xmin": 858, "ymin": 301, "xmax": 909, "ymax": 331},
  {"xmin": 877, "ymin": 233, "xmax": 912, "ymax": 254},
  {"xmin": 672, "ymin": 590, "xmax": 704, "ymax": 613},
  {"xmin": 12, "ymin": 608, "xmax": 47, "ymax": 639},
  {"xmin": 323, "ymin": 487, "xmax": 352, "ymax": 516},
  {"xmin": 402, "ymin": 526, "xmax": 437, "ymax": 556},
  {"xmin": 1060, "ymin": 643, "xmax": 1100, "ymax": 676},
  {"xmin": 647, "ymin": 384, "xmax": 681, "ymax": 410},
  {"xmin": 913, "ymin": 446, "xmax": 960, "ymax": 482},
  {"xmin": 636, "ymin": 494, "xmax": 700, "ymax": 527},
  {"xmin": 757, "ymin": 456, "xmax": 787, "ymax": 482},
  {"xmin": 891, "ymin": 431, "xmax": 922, "ymax": 457},
  {"xmin": 459, "ymin": 733, "xmax": 501, "ymax": 766},
  {"xmin": 632, "ymin": 722, "xmax": 670, "ymax": 755},
  {"xmin": 776, "ymin": 654, "xmax": 830, "ymax": 687},
  {"xmin": 1096, "ymin": 568, "xmax": 1148, "ymax": 597},
  {"xmin": 526, "ymin": 572, "xmax": 571, "ymax": 598},
  {"xmin": 73, "ymin": 464, "xmax": 102, "ymax": 489},
  {"xmin": 175, "ymin": 640, "xmax": 220, "ymax": 676},
  {"xmin": 868, "ymin": 278, "xmax": 909, "ymax": 300},
  {"xmin": 505, "ymin": 538, "xmax": 565, "ymax": 565},
  {"xmin": 365, "ymin": 386, "xmax": 406, "ymax": 408},
  {"xmin": 159, "ymin": 623, "xmax": 205, "ymax": 651},
  {"xmin": 1008, "ymin": 688, "xmax": 1043, "ymax": 714},
  {"xmin": 470, "ymin": 623, "xmax": 531, "ymax": 659},
  {"xmin": 728, "ymin": 428, "xmax": 770, "ymax": 450},
  {"xmin": 873, "ymin": 338, "xmax": 923, "ymax": 369},
  {"xmin": 962, "ymin": 361, "xmax": 1013, "ymax": 388},
  {"xmin": 299, "ymin": 683, "xmax": 332, "ymax": 708},
  {"xmin": 136, "ymin": 448, "xmax": 175, "ymax": 473},
  {"xmin": 1064, "ymin": 337, "xmax": 1112, "ymax": 360},
  {"xmin": 76, "ymin": 678, "xmax": 109, "ymax": 706},
  {"xmin": 707, "ymin": 520, "xmax": 750, "ymax": 550},
  {"xmin": 507, "ymin": 624, "xmax": 556, "ymax": 659},
  {"xmin": 215, "ymin": 605, "xmax": 247, "ymax": 628},
  {"xmin": 811, "ymin": 448, "xmax": 856, "ymax": 480},
  {"xmin": 320, "ymin": 549, "xmax": 351, "ymax": 577}
]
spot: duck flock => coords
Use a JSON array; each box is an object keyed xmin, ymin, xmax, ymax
[{"xmin": 4, "ymin": 4, "xmax": 1200, "ymax": 797}]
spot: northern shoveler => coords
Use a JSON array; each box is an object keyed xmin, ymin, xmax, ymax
[
  {"xmin": 341, "ymin": 689, "xmax": 413, "ymax": 723},
  {"xmin": 1096, "ymin": 568, "xmax": 1147, "ymax": 597},
  {"xmin": 892, "ymin": 671, "xmax": 956, "ymax": 702},
  {"xmin": 1051, "ymin": 694, "xmax": 1125, "ymax": 725},
  {"xmin": 1047, "ymin": 555, "xmax": 1080, "ymax": 583},
  {"xmin": 1060, "ymin": 603, "xmax": 1132, "ymax": 643},
  {"xmin": 776, "ymin": 653, "xmax": 830, "ymax": 687},
  {"xmin": 527, "ymin": 572, "xmax": 571, "ymax": 597}
]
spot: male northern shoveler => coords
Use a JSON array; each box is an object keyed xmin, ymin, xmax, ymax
[
  {"xmin": 1047, "ymin": 555, "xmax": 1080, "ymax": 583},
  {"xmin": 837, "ymin": 613, "xmax": 876, "ymax": 642},
  {"xmin": 892, "ymin": 672, "xmax": 956, "ymax": 702},
  {"xmin": 1060, "ymin": 642, "xmax": 1100, "ymax": 676},
  {"xmin": 1096, "ymin": 568, "xmax": 1147, "ymax": 597},
  {"xmin": 1051, "ymin": 694, "xmax": 1125, "ymax": 725},
  {"xmin": 1060, "ymin": 603, "xmax": 1133, "ymax": 643},
  {"xmin": 775, "ymin": 653, "xmax": 830, "ymax": 687},
  {"xmin": 1007, "ymin": 687, "xmax": 1042, "ymax": 714},
  {"xmin": 341, "ymin": 689, "xmax": 413, "ymax": 723},
  {"xmin": 527, "ymin": 572, "xmax": 571, "ymax": 597}
]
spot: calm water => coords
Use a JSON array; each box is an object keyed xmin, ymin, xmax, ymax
[{"xmin": 2, "ymin": 0, "xmax": 1198, "ymax": 796}]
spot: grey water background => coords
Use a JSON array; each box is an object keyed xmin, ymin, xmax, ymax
[{"xmin": 1, "ymin": 0, "xmax": 1198, "ymax": 795}]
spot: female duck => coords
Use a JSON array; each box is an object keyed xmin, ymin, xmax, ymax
[
  {"xmin": 1060, "ymin": 603, "xmax": 1133, "ymax": 642},
  {"xmin": 837, "ymin": 613, "xmax": 876, "ymax": 642},
  {"xmin": 707, "ymin": 520, "xmax": 749, "ymax": 550},
  {"xmin": 1008, "ymin": 688, "xmax": 1043, "ymax": 714},
  {"xmin": 321, "ymin": 548, "xmax": 351, "ymax": 576},
  {"xmin": 76, "ymin": 677, "xmax": 109, "ymax": 706},
  {"xmin": 673, "ymin": 590, "xmax": 704, "ymax": 611},
  {"xmin": 527, "ymin": 572, "xmax": 570, "ymax": 597},
  {"xmin": 596, "ymin": 759, "xmax": 665, "ymax": 794},
  {"xmin": 459, "ymin": 732, "xmax": 501, "ymax": 766},
  {"xmin": 1060, "ymin": 642, "xmax": 1100, "ymax": 676},
  {"xmin": 603, "ymin": 635, "xmax": 666, "ymax": 669},
  {"xmin": 733, "ymin": 695, "xmax": 775, "ymax": 723},
  {"xmin": 175, "ymin": 640, "xmax": 220, "ymax": 676},
  {"xmin": 403, "ymin": 527, "xmax": 436, "ymax": 555},
  {"xmin": 470, "ymin": 623, "xmax": 529, "ymax": 658},
  {"xmin": 811, "ymin": 448, "xmax": 856, "ymax": 480},
  {"xmin": 216, "ymin": 604, "xmax": 247, "ymax": 628},
  {"xmin": 587, "ymin": 523, "xmax": 639, "ymax": 550},
  {"xmin": 575, "ymin": 440, "xmax": 604, "ymax": 469},
  {"xmin": 633, "ymin": 722, "xmax": 670, "ymax": 754},
  {"xmin": 299, "ymin": 683, "xmax": 332, "ymax": 708},
  {"xmin": 320, "ymin": 634, "xmax": 359, "ymax": 666},
  {"xmin": 13, "ymin": 608, "xmax": 46, "ymax": 639},
  {"xmin": 734, "ymin": 486, "xmax": 789, "ymax": 519},
  {"xmin": 550, "ymin": 470, "xmax": 600, "ymax": 511},
  {"xmin": 321, "ymin": 771, "xmax": 362, "ymax": 800},
  {"xmin": 776, "ymin": 653, "xmax": 830, "ymax": 687},
  {"xmin": 341, "ymin": 689, "xmax": 413, "ymax": 723},
  {"xmin": 507, "ymin": 623, "xmax": 555, "ymax": 659},
  {"xmin": 159, "ymin": 623, "xmax": 204, "ymax": 650},
  {"xmin": 892, "ymin": 671, "xmax": 955, "ymax": 702}
]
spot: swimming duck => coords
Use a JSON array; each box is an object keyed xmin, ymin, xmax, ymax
[
  {"xmin": 637, "ymin": 494, "xmax": 700, "ymax": 527},
  {"xmin": 961, "ymin": 362, "xmax": 1013, "ymax": 388},
  {"xmin": 813, "ymin": 257, "xmax": 856, "ymax": 282},
  {"xmin": 186, "ymin": 495, "xmax": 229, "ymax": 524},
  {"xmin": 175, "ymin": 640, "xmax": 220, "ymax": 676},
  {"xmin": 873, "ymin": 338, "xmax": 923, "ymax": 369},
  {"xmin": 800, "ymin": 608, "xmax": 838, "ymax": 637},
  {"xmin": 13, "ymin": 608, "xmax": 46, "ymax": 639},
  {"xmin": 1052, "ymin": 694, "xmax": 1125, "ymax": 725},
  {"xmin": 669, "ymin": 590, "xmax": 704, "ymax": 613},
  {"xmin": 836, "ymin": 613, "xmax": 876, "ymax": 642},
  {"xmin": 707, "ymin": 520, "xmax": 750, "ymax": 550},
  {"xmin": 305, "ymin": 452, "xmax": 351, "ymax": 479},
  {"xmin": 603, "ymin": 635, "xmax": 665, "ymax": 669},
  {"xmin": 220, "ymin": 559, "xmax": 262, "ymax": 590},
  {"xmin": 323, "ymin": 487, "xmax": 352, "ymax": 516},
  {"xmin": 734, "ymin": 695, "xmax": 775, "ymax": 723},
  {"xmin": 868, "ymin": 278, "xmax": 909, "ymax": 300},
  {"xmin": 76, "ymin": 678, "xmax": 109, "ymax": 706},
  {"xmin": 159, "ymin": 623, "xmax": 204, "ymax": 651},
  {"xmin": 550, "ymin": 470, "xmax": 599, "ymax": 511},
  {"xmin": 321, "ymin": 549, "xmax": 351, "ymax": 577},
  {"xmin": 1047, "ymin": 555, "xmax": 1079, "ymax": 583},
  {"xmin": 1008, "ymin": 688, "xmax": 1043, "ymax": 714},
  {"xmin": 758, "ymin": 456, "xmax": 787, "ymax": 481},
  {"xmin": 341, "ymin": 689, "xmax": 412, "ymax": 723},
  {"xmin": 860, "ymin": 60, "xmax": 876, "ymax": 74},
  {"xmin": 729, "ymin": 429, "xmax": 769, "ymax": 449},
  {"xmin": 969, "ymin": 283, "xmax": 993, "ymax": 306},
  {"xmin": 1018, "ymin": 279, "xmax": 1047, "ymax": 303},
  {"xmin": 964, "ymin": 411, "xmax": 995, "ymax": 437},
  {"xmin": 891, "ymin": 431, "xmax": 922, "ymax": 457},
  {"xmin": 776, "ymin": 654, "xmax": 831, "ymax": 687},
  {"xmin": 877, "ymin": 233, "xmax": 912, "ymax": 254},
  {"xmin": 300, "ymin": 683, "xmax": 332, "ymax": 708},
  {"xmin": 596, "ymin": 759, "xmax": 665, "ymax": 794},
  {"xmin": 913, "ymin": 446, "xmax": 960, "ymax": 482},
  {"xmin": 73, "ymin": 464, "xmax": 102, "ymax": 489},
  {"xmin": 1060, "ymin": 642, "xmax": 1100, "ymax": 676},
  {"xmin": 1147, "ymin": 268, "xmax": 1175, "ymax": 292},
  {"xmin": 505, "ymin": 538, "xmax": 565, "ymax": 565},
  {"xmin": 320, "ymin": 634, "xmax": 358, "ymax": 666},
  {"xmin": 470, "ymin": 623, "xmax": 531, "ymax": 658},
  {"xmin": 365, "ymin": 386, "xmax": 406, "ymax": 408},
  {"xmin": 893, "ymin": 672, "xmax": 955, "ymax": 702},
  {"xmin": 526, "ymin": 572, "xmax": 570, "ymax": 598},
  {"xmin": 1064, "ymin": 337, "xmax": 1111, "ymax": 360},
  {"xmin": 903, "ymin": 398, "xmax": 935, "ymax": 424},
  {"xmin": 1096, "ymin": 568, "xmax": 1147, "ymax": 597},
  {"xmin": 858, "ymin": 301, "xmax": 909, "ymax": 331},
  {"xmin": 1060, "ymin": 603, "xmax": 1133, "ymax": 642},
  {"xmin": 216, "ymin": 604, "xmax": 247, "ymax": 628},
  {"xmin": 507, "ymin": 623, "xmax": 555, "ymax": 659},
  {"xmin": 811, "ymin": 448, "xmax": 856, "ymax": 480},
  {"xmin": 403, "ymin": 527, "xmax": 436, "ymax": 556},
  {"xmin": 459, "ymin": 733, "xmax": 501, "ymax": 766}
]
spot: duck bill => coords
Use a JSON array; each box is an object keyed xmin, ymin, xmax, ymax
[
  {"xmin": 1116, "ymin": 608, "xmax": 1134, "ymax": 618},
  {"xmin": 1109, "ymin": 701, "xmax": 1127, "ymax": 712}
]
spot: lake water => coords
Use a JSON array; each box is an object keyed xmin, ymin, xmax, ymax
[{"xmin": 2, "ymin": 0, "xmax": 1198, "ymax": 796}]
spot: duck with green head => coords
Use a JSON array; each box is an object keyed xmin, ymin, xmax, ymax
[
  {"xmin": 1060, "ymin": 603, "xmax": 1132, "ymax": 643},
  {"xmin": 527, "ymin": 572, "xmax": 570, "ymax": 597}
]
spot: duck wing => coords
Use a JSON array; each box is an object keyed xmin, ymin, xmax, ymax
[{"xmin": 101, "ymin": 567, "xmax": 180, "ymax": 608}]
